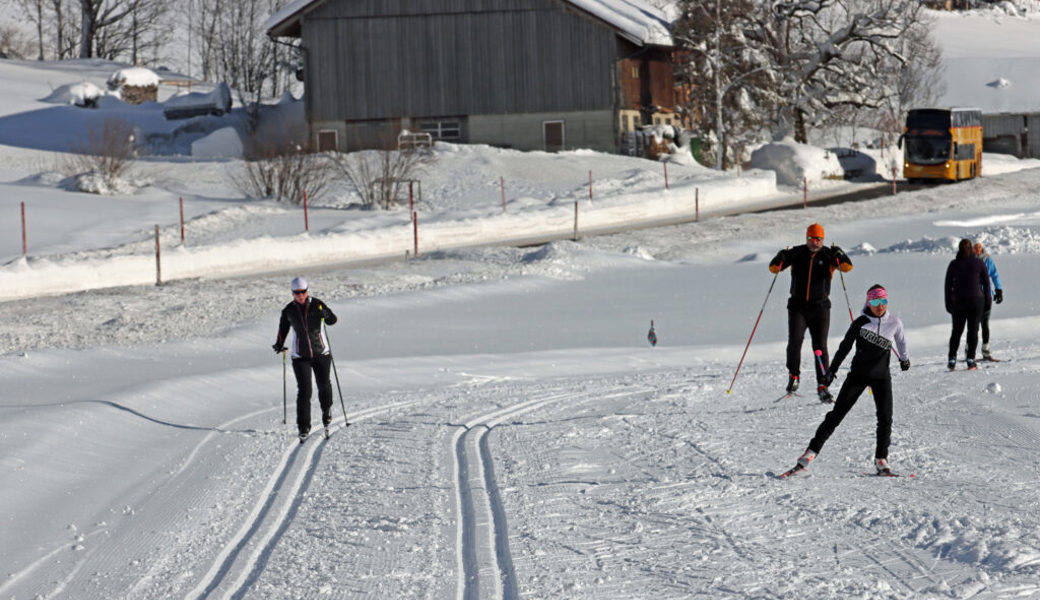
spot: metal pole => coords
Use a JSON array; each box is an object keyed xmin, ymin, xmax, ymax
[
  {"xmin": 500, "ymin": 176, "xmax": 506, "ymax": 212},
  {"xmin": 323, "ymin": 319, "xmax": 350, "ymax": 426},
  {"xmin": 695, "ymin": 188, "xmax": 699, "ymax": 221},
  {"xmin": 179, "ymin": 197, "xmax": 185, "ymax": 244},
  {"xmin": 727, "ymin": 268, "xmax": 781, "ymax": 394},
  {"xmin": 303, "ymin": 190, "xmax": 309, "ymax": 232},
  {"xmin": 21, "ymin": 202, "xmax": 27, "ymax": 257},
  {"xmin": 282, "ymin": 349, "xmax": 287, "ymax": 424}
]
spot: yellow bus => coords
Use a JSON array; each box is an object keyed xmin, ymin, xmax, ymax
[{"xmin": 901, "ymin": 108, "xmax": 982, "ymax": 182}]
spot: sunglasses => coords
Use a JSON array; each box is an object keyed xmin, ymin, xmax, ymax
[
  {"xmin": 807, "ymin": 236, "xmax": 823, "ymax": 242},
  {"xmin": 292, "ymin": 289, "xmax": 308, "ymax": 295},
  {"xmin": 869, "ymin": 298, "xmax": 888, "ymax": 307}
]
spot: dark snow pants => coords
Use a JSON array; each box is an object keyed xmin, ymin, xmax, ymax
[
  {"xmin": 949, "ymin": 298, "xmax": 984, "ymax": 360},
  {"xmin": 980, "ymin": 306, "xmax": 991, "ymax": 346},
  {"xmin": 808, "ymin": 372, "xmax": 893, "ymax": 460},
  {"xmin": 787, "ymin": 304, "xmax": 830, "ymax": 386},
  {"xmin": 292, "ymin": 354, "xmax": 334, "ymax": 433}
]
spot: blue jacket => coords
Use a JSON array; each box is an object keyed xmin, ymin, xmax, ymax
[{"xmin": 979, "ymin": 251, "xmax": 1002, "ymax": 295}]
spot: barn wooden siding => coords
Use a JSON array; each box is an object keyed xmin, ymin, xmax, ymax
[{"xmin": 302, "ymin": 0, "xmax": 617, "ymax": 124}]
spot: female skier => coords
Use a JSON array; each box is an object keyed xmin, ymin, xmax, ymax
[{"xmin": 781, "ymin": 284, "xmax": 910, "ymax": 478}]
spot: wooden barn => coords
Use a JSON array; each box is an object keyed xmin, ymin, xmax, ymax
[{"xmin": 265, "ymin": 0, "xmax": 680, "ymax": 153}]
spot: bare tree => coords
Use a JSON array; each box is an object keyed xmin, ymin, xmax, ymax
[
  {"xmin": 65, "ymin": 117, "xmax": 138, "ymax": 192},
  {"xmin": 190, "ymin": 0, "xmax": 290, "ymax": 131},
  {"xmin": 231, "ymin": 141, "xmax": 333, "ymax": 205},
  {"xmin": 330, "ymin": 146, "xmax": 434, "ymax": 210},
  {"xmin": 7, "ymin": 0, "xmax": 46, "ymax": 59},
  {"xmin": 77, "ymin": 0, "xmax": 169, "ymax": 61},
  {"xmin": 91, "ymin": 0, "xmax": 170, "ymax": 63},
  {"xmin": 0, "ymin": 22, "xmax": 36, "ymax": 58}
]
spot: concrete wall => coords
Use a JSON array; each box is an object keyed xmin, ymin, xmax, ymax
[{"xmin": 469, "ymin": 110, "xmax": 615, "ymax": 152}]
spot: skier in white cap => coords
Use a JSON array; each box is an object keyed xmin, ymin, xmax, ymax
[{"xmin": 273, "ymin": 276, "xmax": 338, "ymax": 441}]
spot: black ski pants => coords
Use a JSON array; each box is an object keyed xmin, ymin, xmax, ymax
[
  {"xmin": 786, "ymin": 304, "xmax": 830, "ymax": 386},
  {"xmin": 949, "ymin": 298, "xmax": 984, "ymax": 360},
  {"xmin": 808, "ymin": 372, "xmax": 893, "ymax": 460},
  {"xmin": 292, "ymin": 354, "xmax": 334, "ymax": 433},
  {"xmin": 980, "ymin": 306, "xmax": 991, "ymax": 346}
]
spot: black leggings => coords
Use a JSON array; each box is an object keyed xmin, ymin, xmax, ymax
[
  {"xmin": 949, "ymin": 299, "xmax": 984, "ymax": 360},
  {"xmin": 292, "ymin": 354, "xmax": 334, "ymax": 432},
  {"xmin": 808, "ymin": 373, "xmax": 893, "ymax": 460},
  {"xmin": 787, "ymin": 305, "xmax": 831, "ymax": 385}
]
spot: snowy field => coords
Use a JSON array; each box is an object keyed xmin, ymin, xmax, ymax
[{"xmin": 4, "ymin": 9, "xmax": 1040, "ymax": 600}]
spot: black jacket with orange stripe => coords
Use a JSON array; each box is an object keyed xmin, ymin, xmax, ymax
[{"xmin": 768, "ymin": 245, "xmax": 853, "ymax": 309}]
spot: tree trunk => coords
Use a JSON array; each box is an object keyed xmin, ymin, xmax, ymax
[
  {"xmin": 79, "ymin": 0, "xmax": 95, "ymax": 58},
  {"xmin": 794, "ymin": 109, "xmax": 808, "ymax": 144}
]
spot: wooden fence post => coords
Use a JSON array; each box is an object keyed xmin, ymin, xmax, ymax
[{"xmin": 154, "ymin": 225, "xmax": 162, "ymax": 286}]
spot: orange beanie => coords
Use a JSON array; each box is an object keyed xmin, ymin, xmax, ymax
[{"xmin": 806, "ymin": 223, "xmax": 824, "ymax": 239}]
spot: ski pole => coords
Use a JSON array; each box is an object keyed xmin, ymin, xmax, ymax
[
  {"xmin": 323, "ymin": 318, "xmax": 350, "ymax": 426},
  {"xmin": 282, "ymin": 349, "xmax": 287, "ymax": 425},
  {"xmin": 727, "ymin": 267, "xmax": 781, "ymax": 394},
  {"xmin": 835, "ymin": 250, "xmax": 854, "ymax": 323},
  {"xmin": 814, "ymin": 349, "xmax": 827, "ymax": 379}
]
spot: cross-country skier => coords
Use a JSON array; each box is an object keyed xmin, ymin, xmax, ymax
[
  {"xmin": 273, "ymin": 277, "xmax": 339, "ymax": 442},
  {"xmin": 972, "ymin": 242, "xmax": 1003, "ymax": 361},
  {"xmin": 945, "ymin": 239, "xmax": 991, "ymax": 371},
  {"xmin": 783, "ymin": 284, "xmax": 910, "ymax": 477},
  {"xmin": 768, "ymin": 223, "xmax": 853, "ymax": 402}
]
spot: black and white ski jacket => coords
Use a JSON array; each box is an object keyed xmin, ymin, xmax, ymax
[
  {"xmin": 829, "ymin": 305, "xmax": 908, "ymax": 380},
  {"xmin": 275, "ymin": 297, "xmax": 337, "ymax": 360}
]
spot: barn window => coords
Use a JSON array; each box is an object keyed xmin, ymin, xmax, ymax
[{"xmin": 419, "ymin": 119, "xmax": 462, "ymax": 141}]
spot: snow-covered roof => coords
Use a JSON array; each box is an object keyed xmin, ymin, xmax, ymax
[
  {"xmin": 107, "ymin": 66, "xmax": 160, "ymax": 89},
  {"xmin": 265, "ymin": 0, "xmax": 673, "ymax": 46}
]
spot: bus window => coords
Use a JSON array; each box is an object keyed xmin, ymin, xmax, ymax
[{"xmin": 904, "ymin": 134, "xmax": 950, "ymax": 165}]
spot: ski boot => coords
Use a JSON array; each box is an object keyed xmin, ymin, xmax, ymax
[
  {"xmin": 786, "ymin": 374, "xmax": 799, "ymax": 394},
  {"xmin": 874, "ymin": 458, "xmax": 892, "ymax": 476},
  {"xmin": 982, "ymin": 345, "xmax": 996, "ymax": 361},
  {"xmin": 947, "ymin": 358, "xmax": 956, "ymax": 371},
  {"xmin": 966, "ymin": 358, "xmax": 978, "ymax": 371},
  {"xmin": 817, "ymin": 385, "xmax": 833, "ymax": 404},
  {"xmin": 299, "ymin": 428, "xmax": 310, "ymax": 444}
]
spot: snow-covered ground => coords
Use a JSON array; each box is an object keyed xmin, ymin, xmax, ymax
[{"xmin": 4, "ymin": 10, "xmax": 1040, "ymax": 600}]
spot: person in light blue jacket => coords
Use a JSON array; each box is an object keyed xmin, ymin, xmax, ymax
[{"xmin": 973, "ymin": 242, "xmax": 1003, "ymax": 361}]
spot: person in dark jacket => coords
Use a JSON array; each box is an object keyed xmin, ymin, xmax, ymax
[
  {"xmin": 783, "ymin": 284, "xmax": 910, "ymax": 477},
  {"xmin": 768, "ymin": 223, "xmax": 853, "ymax": 402},
  {"xmin": 972, "ymin": 242, "xmax": 1003, "ymax": 361},
  {"xmin": 273, "ymin": 276, "xmax": 338, "ymax": 441},
  {"xmin": 945, "ymin": 239, "xmax": 991, "ymax": 370}
]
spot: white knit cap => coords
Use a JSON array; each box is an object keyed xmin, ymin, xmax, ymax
[{"xmin": 291, "ymin": 276, "xmax": 308, "ymax": 291}]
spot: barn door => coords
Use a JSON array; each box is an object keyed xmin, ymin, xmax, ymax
[{"xmin": 543, "ymin": 120, "xmax": 565, "ymax": 152}]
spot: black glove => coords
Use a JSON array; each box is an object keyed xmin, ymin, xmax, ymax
[
  {"xmin": 900, "ymin": 359, "xmax": 910, "ymax": 371},
  {"xmin": 831, "ymin": 245, "xmax": 850, "ymax": 264},
  {"xmin": 994, "ymin": 289, "xmax": 1003, "ymax": 304},
  {"xmin": 272, "ymin": 342, "xmax": 285, "ymax": 353}
]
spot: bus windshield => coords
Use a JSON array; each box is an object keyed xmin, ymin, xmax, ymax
[{"xmin": 904, "ymin": 134, "xmax": 951, "ymax": 165}]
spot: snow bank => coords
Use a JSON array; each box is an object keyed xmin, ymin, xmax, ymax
[
  {"xmin": 191, "ymin": 127, "xmax": 244, "ymax": 158},
  {"xmin": 41, "ymin": 81, "xmax": 105, "ymax": 107},
  {"xmin": 750, "ymin": 139, "xmax": 844, "ymax": 186}
]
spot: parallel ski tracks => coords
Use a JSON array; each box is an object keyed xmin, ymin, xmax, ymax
[
  {"xmin": 451, "ymin": 385, "xmax": 652, "ymax": 600},
  {"xmin": 184, "ymin": 399, "xmax": 420, "ymax": 600}
]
